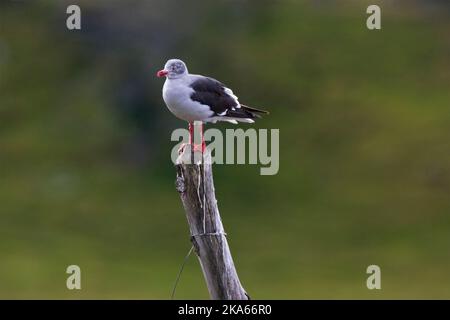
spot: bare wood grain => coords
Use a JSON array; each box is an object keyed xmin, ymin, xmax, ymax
[{"xmin": 175, "ymin": 148, "xmax": 249, "ymax": 300}]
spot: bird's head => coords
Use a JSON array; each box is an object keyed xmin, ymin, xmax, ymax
[{"xmin": 157, "ymin": 59, "xmax": 188, "ymax": 79}]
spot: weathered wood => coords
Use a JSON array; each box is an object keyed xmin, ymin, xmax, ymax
[{"xmin": 175, "ymin": 147, "xmax": 249, "ymax": 300}]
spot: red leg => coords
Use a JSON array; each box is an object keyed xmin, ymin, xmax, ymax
[
  {"xmin": 201, "ymin": 122, "xmax": 206, "ymax": 153},
  {"xmin": 177, "ymin": 122, "xmax": 193, "ymax": 154},
  {"xmin": 189, "ymin": 122, "xmax": 206, "ymax": 153},
  {"xmin": 188, "ymin": 122, "xmax": 193, "ymax": 145}
]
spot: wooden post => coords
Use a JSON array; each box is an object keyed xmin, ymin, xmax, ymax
[{"xmin": 175, "ymin": 147, "xmax": 249, "ymax": 300}]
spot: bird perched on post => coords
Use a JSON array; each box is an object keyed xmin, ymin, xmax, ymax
[{"xmin": 157, "ymin": 59, "xmax": 268, "ymax": 152}]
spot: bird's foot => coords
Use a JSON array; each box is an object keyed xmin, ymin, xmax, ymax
[
  {"xmin": 178, "ymin": 143, "xmax": 206, "ymax": 154},
  {"xmin": 192, "ymin": 142, "xmax": 206, "ymax": 153}
]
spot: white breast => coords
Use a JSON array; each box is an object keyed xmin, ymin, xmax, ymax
[{"xmin": 162, "ymin": 76, "xmax": 214, "ymax": 122}]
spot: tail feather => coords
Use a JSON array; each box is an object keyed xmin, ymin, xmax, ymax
[
  {"xmin": 241, "ymin": 104, "xmax": 269, "ymax": 117},
  {"xmin": 216, "ymin": 104, "xmax": 269, "ymax": 122}
]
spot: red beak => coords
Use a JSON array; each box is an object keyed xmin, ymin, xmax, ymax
[{"xmin": 157, "ymin": 69, "xmax": 168, "ymax": 77}]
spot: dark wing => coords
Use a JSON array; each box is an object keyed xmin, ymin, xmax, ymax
[
  {"xmin": 190, "ymin": 77, "xmax": 269, "ymax": 119},
  {"xmin": 190, "ymin": 77, "xmax": 238, "ymax": 114},
  {"xmin": 190, "ymin": 77, "xmax": 262, "ymax": 119}
]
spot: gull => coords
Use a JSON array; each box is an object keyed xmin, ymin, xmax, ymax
[{"xmin": 157, "ymin": 59, "xmax": 268, "ymax": 152}]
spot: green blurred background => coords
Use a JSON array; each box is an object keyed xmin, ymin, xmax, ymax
[{"xmin": 0, "ymin": 0, "xmax": 449, "ymax": 299}]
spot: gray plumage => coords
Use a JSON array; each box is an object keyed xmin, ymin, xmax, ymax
[{"xmin": 158, "ymin": 59, "xmax": 268, "ymax": 124}]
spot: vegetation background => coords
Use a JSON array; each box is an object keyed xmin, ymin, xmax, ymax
[{"xmin": 0, "ymin": 0, "xmax": 449, "ymax": 299}]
